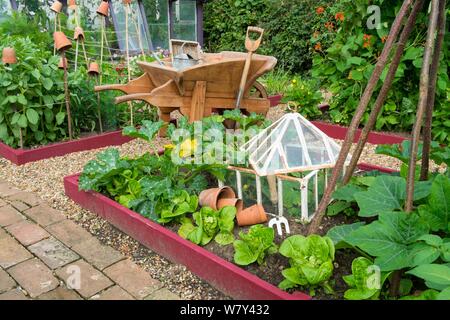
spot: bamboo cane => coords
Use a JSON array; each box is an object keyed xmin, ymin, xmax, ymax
[
  {"xmin": 54, "ymin": 15, "xmax": 58, "ymax": 55},
  {"xmin": 405, "ymin": 0, "xmax": 441, "ymax": 212},
  {"xmin": 100, "ymin": 17, "xmax": 105, "ymax": 85},
  {"xmin": 420, "ymin": 0, "xmax": 447, "ymax": 181},
  {"xmin": 62, "ymin": 51, "xmax": 73, "ymax": 140},
  {"xmin": 75, "ymin": 40, "xmax": 79, "ymax": 72},
  {"xmin": 125, "ymin": 4, "xmax": 134, "ymax": 126},
  {"xmin": 81, "ymin": 39, "xmax": 89, "ymax": 68},
  {"xmin": 342, "ymin": 0, "xmax": 426, "ymax": 184},
  {"xmin": 308, "ymin": 0, "xmax": 414, "ymax": 235},
  {"xmin": 95, "ymin": 77, "xmax": 103, "ymax": 133}
]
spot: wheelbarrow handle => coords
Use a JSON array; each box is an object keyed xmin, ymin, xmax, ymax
[{"xmin": 245, "ymin": 27, "xmax": 264, "ymax": 52}]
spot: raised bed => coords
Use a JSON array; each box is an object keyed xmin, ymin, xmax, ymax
[
  {"xmin": 63, "ymin": 122, "xmax": 403, "ymax": 300},
  {"xmin": 63, "ymin": 173, "xmax": 311, "ymax": 300},
  {"xmin": 0, "ymin": 130, "xmax": 134, "ymax": 166}
]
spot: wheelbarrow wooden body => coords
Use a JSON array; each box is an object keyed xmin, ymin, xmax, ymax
[{"xmin": 95, "ymin": 51, "xmax": 277, "ymax": 126}]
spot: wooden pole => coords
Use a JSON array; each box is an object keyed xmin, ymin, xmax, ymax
[
  {"xmin": 308, "ymin": 0, "xmax": 414, "ymax": 235},
  {"xmin": 95, "ymin": 77, "xmax": 103, "ymax": 133},
  {"xmin": 125, "ymin": 4, "xmax": 134, "ymax": 126},
  {"xmin": 62, "ymin": 51, "xmax": 73, "ymax": 140},
  {"xmin": 420, "ymin": 0, "xmax": 447, "ymax": 181},
  {"xmin": 81, "ymin": 40, "xmax": 89, "ymax": 68},
  {"xmin": 342, "ymin": 0, "xmax": 426, "ymax": 184},
  {"xmin": 75, "ymin": 40, "xmax": 79, "ymax": 72},
  {"xmin": 100, "ymin": 17, "xmax": 105, "ymax": 85},
  {"xmin": 54, "ymin": 14, "xmax": 58, "ymax": 55},
  {"xmin": 405, "ymin": 0, "xmax": 440, "ymax": 212}
]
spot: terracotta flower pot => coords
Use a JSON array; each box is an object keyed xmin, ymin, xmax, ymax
[
  {"xmin": 199, "ymin": 187, "xmax": 236, "ymax": 211},
  {"xmin": 122, "ymin": 0, "xmax": 132, "ymax": 4},
  {"xmin": 236, "ymin": 204, "xmax": 268, "ymax": 227},
  {"xmin": 54, "ymin": 32, "xmax": 72, "ymax": 52},
  {"xmin": 50, "ymin": 0, "xmax": 63, "ymax": 13},
  {"xmin": 58, "ymin": 57, "xmax": 68, "ymax": 70},
  {"xmin": 223, "ymin": 119, "xmax": 236, "ymax": 130},
  {"xmin": 2, "ymin": 47, "xmax": 17, "ymax": 65},
  {"xmin": 217, "ymin": 198, "xmax": 243, "ymax": 214},
  {"xmin": 74, "ymin": 27, "xmax": 85, "ymax": 41},
  {"xmin": 88, "ymin": 62, "xmax": 100, "ymax": 76},
  {"xmin": 68, "ymin": 0, "xmax": 77, "ymax": 8},
  {"xmin": 96, "ymin": 1, "xmax": 109, "ymax": 17}
]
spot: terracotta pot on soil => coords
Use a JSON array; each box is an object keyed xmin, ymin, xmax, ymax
[
  {"xmin": 223, "ymin": 119, "xmax": 236, "ymax": 130},
  {"xmin": 123, "ymin": 0, "xmax": 132, "ymax": 4},
  {"xmin": 74, "ymin": 27, "xmax": 85, "ymax": 41},
  {"xmin": 236, "ymin": 204, "xmax": 268, "ymax": 227},
  {"xmin": 54, "ymin": 32, "xmax": 72, "ymax": 52},
  {"xmin": 199, "ymin": 187, "xmax": 236, "ymax": 211},
  {"xmin": 217, "ymin": 198, "xmax": 243, "ymax": 214},
  {"xmin": 2, "ymin": 47, "xmax": 17, "ymax": 65},
  {"xmin": 88, "ymin": 62, "xmax": 100, "ymax": 76},
  {"xmin": 50, "ymin": 0, "xmax": 63, "ymax": 13},
  {"xmin": 96, "ymin": 1, "xmax": 109, "ymax": 17},
  {"xmin": 58, "ymin": 57, "xmax": 68, "ymax": 70}
]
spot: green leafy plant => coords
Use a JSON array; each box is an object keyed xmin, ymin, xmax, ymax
[
  {"xmin": 123, "ymin": 120, "xmax": 165, "ymax": 157},
  {"xmin": 179, "ymin": 206, "xmax": 236, "ymax": 246},
  {"xmin": 278, "ymin": 234, "xmax": 335, "ymax": 294},
  {"xmin": 233, "ymin": 224, "xmax": 278, "ymax": 266},
  {"xmin": 342, "ymin": 257, "xmax": 391, "ymax": 300},
  {"xmin": 312, "ymin": 0, "xmax": 449, "ymax": 144},
  {"xmin": 282, "ymin": 77, "xmax": 323, "ymax": 119}
]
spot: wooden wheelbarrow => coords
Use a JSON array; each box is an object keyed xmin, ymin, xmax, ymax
[{"xmin": 95, "ymin": 51, "xmax": 277, "ymax": 130}]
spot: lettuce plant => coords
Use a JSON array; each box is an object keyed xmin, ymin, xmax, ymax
[
  {"xmin": 233, "ymin": 225, "xmax": 278, "ymax": 266},
  {"xmin": 178, "ymin": 206, "xmax": 236, "ymax": 246},
  {"xmin": 343, "ymin": 257, "xmax": 391, "ymax": 300},
  {"xmin": 279, "ymin": 234, "xmax": 335, "ymax": 294}
]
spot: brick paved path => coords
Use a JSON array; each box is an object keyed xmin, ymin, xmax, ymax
[{"xmin": 0, "ymin": 179, "xmax": 180, "ymax": 300}]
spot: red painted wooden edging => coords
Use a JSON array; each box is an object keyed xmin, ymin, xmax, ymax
[
  {"xmin": 312, "ymin": 121, "xmax": 408, "ymax": 145},
  {"xmin": 269, "ymin": 94, "xmax": 283, "ymax": 107},
  {"xmin": 63, "ymin": 174, "xmax": 311, "ymax": 301},
  {"xmin": 0, "ymin": 130, "xmax": 133, "ymax": 166}
]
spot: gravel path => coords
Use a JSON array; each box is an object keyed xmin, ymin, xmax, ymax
[{"xmin": 0, "ymin": 107, "xmax": 445, "ymax": 300}]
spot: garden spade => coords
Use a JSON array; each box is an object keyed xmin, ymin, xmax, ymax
[{"xmin": 235, "ymin": 27, "xmax": 264, "ymax": 110}]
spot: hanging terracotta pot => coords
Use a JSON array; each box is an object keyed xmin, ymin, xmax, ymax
[
  {"xmin": 58, "ymin": 57, "xmax": 68, "ymax": 70},
  {"xmin": 74, "ymin": 27, "xmax": 85, "ymax": 41},
  {"xmin": 199, "ymin": 187, "xmax": 236, "ymax": 211},
  {"xmin": 96, "ymin": 1, "xmax": 109, "ymax": 17},
  {"xmin": 88, "ymin": 62, "xmax": 100, "ymax": 76},
  {"xmin": 122, "ymin": 0, "xmax": 132, "ymax": 4},
  {"xmin": 50, "ymin": 0, "xmax": 63, "ymax": 13},
  {"xmin": 54, "ymin": 32, "xmax": 72, "ymax": 52},
  {"xmin": 236, "ymin": 204, "xmax": 268, "ymax": 227},
  {"xmin": 217, "ymin": 198, "xmax": 243, "ymax": 214},
  {"xmin": 2, "ymin": 47, "xmax": 17, "ymax": 65},
  {"xmin": 68, "ymin": 0, "xmax": 77, "ymax": 9}
]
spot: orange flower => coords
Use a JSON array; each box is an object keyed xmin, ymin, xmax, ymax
[
  {"xmin": 316, "ymin": 7, "xmax": 325, "ymax": 14},
  {"xmin": 335, "ymin": 12, "xmax": 345, "ymax": 22},
  {"xmin": 363, "ymin": 34, "xmax": 372, "ymax": 48},
  {"xmin": 381, "ymin": 35, "xmax": 388, "ymax": 43},
  {"xmin": 325, "ymin": 22, "xmax": 335, "ymax": 30},
  {"xmin": 314, "ymin": 42, "xmax": 322, "ymax": 51}
]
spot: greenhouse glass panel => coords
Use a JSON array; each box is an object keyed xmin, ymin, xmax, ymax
[
  {"xmin": 142, "ymin": 0, "xmax": 169, "ymax": 49},
  {"xmin": 111, "ymin": 0, "xmax": 152, "ymax": 54},
  {"xmin": 171, "ymin": 0, "xmax": 196, "ymax": 41},
  {"xmin": 0, "ymin": 0, "xmax": 13, "ymax": 21}
]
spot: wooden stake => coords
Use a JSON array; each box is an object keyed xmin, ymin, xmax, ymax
[
  {"xmin": 54, "ymin": 15, "xmax": 58, "ymax": 55},
  {"xmin": 62, "ymin": 51, "xmax": 73, "ymax": 140},
  {"xmin": 95, "ymin": 77, "xmax": 103, "ymax": 133},
  {"xmin": 420, "ymin": 0, "xmax": 447, "ymax": 181},
  {"xmin": 75, "ymin": 40, "xmax": 79, "ymax": 72},
  {"xmin": 100, "ymin": 17, "xmax": 105, "ymax": 85},
  {"xmin": 125, "ymin": 4, "xmax": 134, "ymax": 126},
  {"xmin": 343, "ymin": 0, "xmax": 426, "ymax": 184},
  {"xmin": 405, "ymin": 0, "xmax": 440, "ymax": 212},
  {"xmin": 81, "ymin": 40, "xmax": 89, "ymax": 68},
  {"xmin": 308, "ymin": 0, "xmax": 414, "ymax": 235}
]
